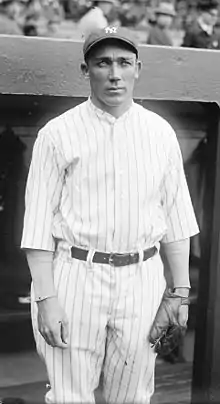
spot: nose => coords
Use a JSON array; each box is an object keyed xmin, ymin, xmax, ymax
[{"xmin": 109, "ymin": 63, "xmax": 121, "ymax": 81}]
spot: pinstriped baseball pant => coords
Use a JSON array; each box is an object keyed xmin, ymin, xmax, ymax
[{"xmin": 31, "ymin": 251, "xmax": 166, "ymax": 404}]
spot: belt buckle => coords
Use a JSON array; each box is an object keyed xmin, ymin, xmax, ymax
[{"xmin": 109, "ymin": 253, "xmax": 115, "ymax": 266}]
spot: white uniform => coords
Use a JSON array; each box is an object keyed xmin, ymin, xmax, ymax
[{"xmin": 21, "ymin": 99, "xmax": 199, "ymax": 403}]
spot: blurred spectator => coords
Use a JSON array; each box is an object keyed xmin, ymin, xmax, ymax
[
  {"xmin": 178, "ymin": 0, "xmax": 198, "ymax": 29},
  {"xmin": 147, "ymin": 2, "xmax": 176, "ymax": 45},
  {"xmin": 77, "ymin": 0, "xmax": 117, "ymax": 38},
  {"xmin": 23, "ymin": 0, "xmax": 64, "ymax": 36},
  {"xmin": 0, "ymin": 0, "xmax": 23, "ymax": 35},
  {"xmin": 41, "ymin": 0, "xmax": 64, "ymax": 25},
  {"xmin": 118, "ymin": 0, "xmax": 147, "ymax": 27},
  {"xmin": 64, "ymin": 0, "xmax": 90, "ymax": 21},
  {"xmin": 182, "ymin": 0, "xmax": 220, "ymax": 48},
  {"xmin": 22, "ymin": 0, "xmax": 49, "ymax": 35}
]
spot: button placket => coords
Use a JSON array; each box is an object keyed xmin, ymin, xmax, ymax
[
  {"xmin": 111, "ymin": 122, "xmax": 122, "ymax": 250},
  {"xmin": 104, "ymin": 122, "xmax": 116, "ymax": 251}
]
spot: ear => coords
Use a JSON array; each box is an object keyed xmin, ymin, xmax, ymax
[
  {"xmin": 81, "ymin": 62, "xmax": 90, "ymax": 79},
  {"xmin": 135, "ymin": 60, "xmax": 142, "ymax": 79}
]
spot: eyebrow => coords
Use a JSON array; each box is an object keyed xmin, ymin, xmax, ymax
[{"xmin": 94, "ymin": 56, "xmax": 135, "ymax": 62}]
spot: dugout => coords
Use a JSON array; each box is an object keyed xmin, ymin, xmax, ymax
[{"xmin": 0, "ymin": 36, "xmax": 220, "ymax": 403}]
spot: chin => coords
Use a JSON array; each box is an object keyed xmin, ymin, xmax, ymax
[{"xmin": 104, "ymin": 95, "xmax": 126, "ymax": 107}]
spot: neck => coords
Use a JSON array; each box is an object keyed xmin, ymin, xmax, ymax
[{"xmin": 91, "ymin": 96, "xmax": 133, "ymax": 118}]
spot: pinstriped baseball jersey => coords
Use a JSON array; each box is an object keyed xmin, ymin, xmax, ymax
[{"xmin": 21, "ymin": 98, "xmax": 199, "ymax": 253}]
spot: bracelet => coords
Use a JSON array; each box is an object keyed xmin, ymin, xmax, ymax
[{"xmin": 35, "ymin": 294, "xmax": 57, "ymax": 303}]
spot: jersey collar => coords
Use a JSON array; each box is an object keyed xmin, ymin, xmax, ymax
[{"xmin": 87, "ymin": 97, "xmax": 135, "ymax": 124}]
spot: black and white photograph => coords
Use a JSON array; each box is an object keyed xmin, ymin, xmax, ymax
[{"xmin": 0, "ymin": 1, "xmax": 220, "ymax": 403}]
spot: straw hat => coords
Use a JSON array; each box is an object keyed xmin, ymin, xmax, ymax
[{"xmin": 155, "ymin": 2, "xmax": 176, "ymax": 17}]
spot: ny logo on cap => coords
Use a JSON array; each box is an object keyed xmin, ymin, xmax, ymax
[{"xmin": 105, "ymin": 26, "xmax": 117, "ymax": 34}]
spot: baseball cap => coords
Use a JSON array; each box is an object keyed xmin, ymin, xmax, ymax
[{"xmin": 83, "ymin": 26, "xmax": 139, "ymax": 59}]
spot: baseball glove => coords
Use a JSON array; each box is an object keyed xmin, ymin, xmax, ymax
[{"xmin": 149, "ymin": 289, "xmax": 190, "ymax": 357}]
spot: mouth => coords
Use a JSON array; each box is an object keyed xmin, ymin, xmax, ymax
[{"xmin": 107, "ymin": 88, "xmax": 124, "ymax": 93}]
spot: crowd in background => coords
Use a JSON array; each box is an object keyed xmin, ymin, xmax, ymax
[{"xmin": 0, "ymin": 0, "xmax": 220, "ymax": 48}]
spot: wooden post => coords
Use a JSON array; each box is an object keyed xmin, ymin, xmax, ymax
[{"xmin": 191, "ymin": 105, "xmax": 220, "ymax": 404}]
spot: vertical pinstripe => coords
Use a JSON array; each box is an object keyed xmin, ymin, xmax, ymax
[
  {"xmin": 21, "ymin": 99, "xmax": 199, "ymax": 254},
  {"xmin": 23, "ymin": 98, "xmax": 199, "ymax": 403}
]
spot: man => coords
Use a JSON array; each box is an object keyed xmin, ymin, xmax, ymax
[
  {"xmin": 147, "ymin": 2, "xmax": 176, "ymax": 46},
  {"xmin": 78, "ymin": 0, "xmax": 116, "ymax": 37},
  {"xmin": 21, "ymin": 26, "xmax": 199, "ymax": 403},
  {"xmin": 0, "ymin": 0, "xmax": 23, "ymax": 35},
  {"xmin": 182, "ymin": 0, "xmax": 220, "ymax": 49}
]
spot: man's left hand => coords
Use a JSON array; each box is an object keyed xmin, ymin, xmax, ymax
[{"xmin": 149, "ymin": 288, "xmax": 190, "ymax": 356}]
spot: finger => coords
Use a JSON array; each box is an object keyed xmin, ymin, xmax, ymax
[
  {"xmin": 47, "ymin": 328, "xmax": 68, "ymax": 348},
  {"xmin": 61, "ymin": 319, "xmax": 69, "ymax": 345},
  {"xmin": 178, "ymin": 305, "xmax": 188, "ymax": 326},
  {"xmin": 39, "ymin": 329, "xmax": 51, "ymax": 346},
  {"xmin": 40, "ymin": 327, "xmax": 58, "ymax": 347},
  {"xmin": 41, "ymin": 324, "xmax": 67, "ymax": 348}
]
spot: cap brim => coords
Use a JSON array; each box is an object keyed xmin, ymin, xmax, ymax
[
  {"xmin": 84, "ymin": 36, "xmax": 138, "ymax": 58},
  {"xmin": 155, "ymin": 10, "xmax": 176, "ymax": 16}
]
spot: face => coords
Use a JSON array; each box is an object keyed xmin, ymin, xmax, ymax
[
  {"xmin": 201, "ymin": 8, "xmax": 218, "ymax": 27},
  {"xmin": 156, "ymin": 14, "xmax": 173, "ymax": 28},
  {"xmin": 81, "ymin": 42, "xmax": 141, "ymax": 116}
]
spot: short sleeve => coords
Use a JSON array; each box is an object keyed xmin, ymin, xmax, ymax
[
  {"xmin": 21, "ymin": 128, "xmax": 66, "ymax": 251},
  {"xmin": 161, "ymin": 129, "xmax": 199, "ymax": 243}
]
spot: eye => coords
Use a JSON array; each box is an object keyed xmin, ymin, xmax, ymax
[
  {"xmin": 97, "ymin": 60, "xmax": 108, "ymax": 67},
  {"xmin": 121, "ymin": 60, "xmax": 132, "ymax": 66}
]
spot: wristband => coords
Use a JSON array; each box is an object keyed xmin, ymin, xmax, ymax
[
  {"xmin": 35, "ymin": 294, "xmax": 57, "ymax": 302},
  {"xmin": 173, "ymin": 287, "xmax": 190, "ymax": 298}
]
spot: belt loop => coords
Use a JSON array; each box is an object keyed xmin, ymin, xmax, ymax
[
  {"xmin": 138, "ymin": 248, "xmax": 144, "ymax": 267},
  {"xmin": 69, "ymin": 245, "xmax": 72, "ymax": 260},
  {"xmin": 155, "ymin": 242, "xmax": 160, "ymax": 254},
  {"xmin": 86, "ymin": 248, "xmax": 96, "ymax": 268}
]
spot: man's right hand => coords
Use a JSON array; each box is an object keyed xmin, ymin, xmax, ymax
[{"xmin": 37, "ymin": 296, "xmax": 69, "ymax": 349}]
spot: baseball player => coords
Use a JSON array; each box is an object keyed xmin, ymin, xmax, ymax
[{"xmin": 21, "ymin": 26, "xmax": 199, "ymax": 403}]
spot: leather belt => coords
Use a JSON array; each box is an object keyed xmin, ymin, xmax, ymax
[{"xmin": 71, "ymin": 246, "xmax": 157, "ymax": 267}]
